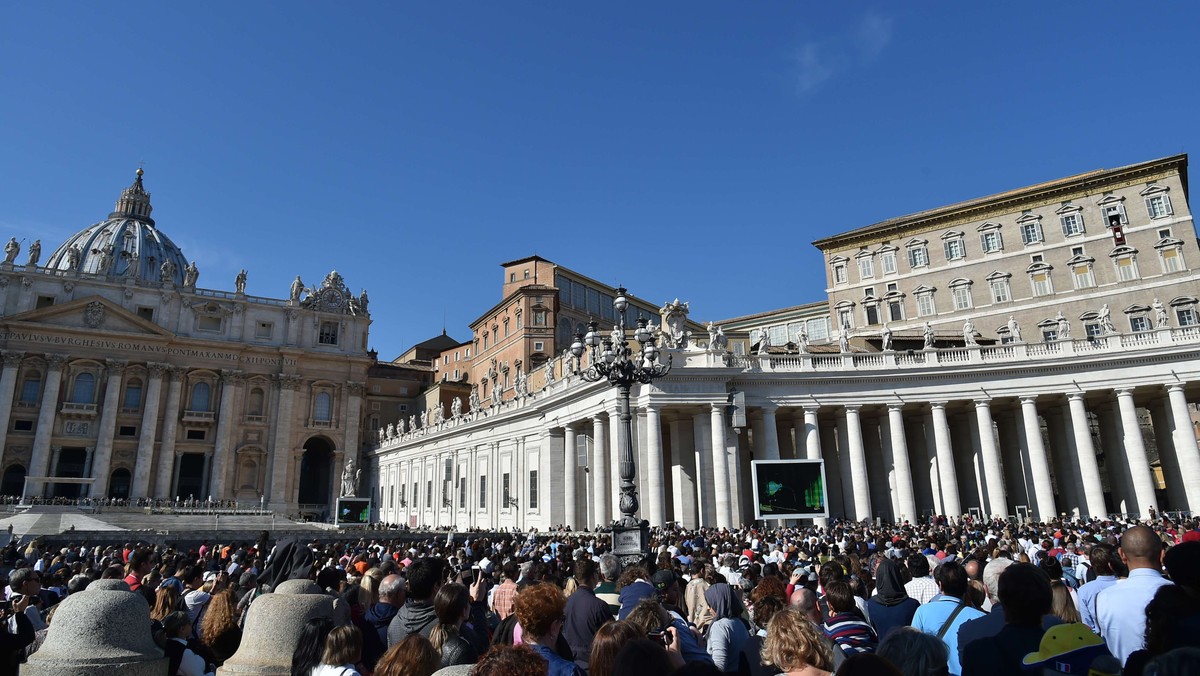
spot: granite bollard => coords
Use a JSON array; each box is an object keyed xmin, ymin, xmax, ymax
[
  {"xmin": 217, "ymin": 579, "xmax": 334, "ymax": 675},
  {"xmin": 25, "ymin": 582, "xmax": 166, "ymax": 675}
]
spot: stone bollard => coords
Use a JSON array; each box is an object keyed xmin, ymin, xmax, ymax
[
  {"xmin": 25, "ymin": 581, "xmax": 166, "ymax": 675},
  {"xmin": 217, "ymin": 579, "xmax": 334, "ymax": 675}
]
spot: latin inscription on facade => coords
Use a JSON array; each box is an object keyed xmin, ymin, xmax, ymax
[
  {"xmin": 63, "ymin": 421, "xmax": 91, "ymax": 436},
  {"xmin": 0, "ymin": 331, "xmax": 297, "ymax": 366}
]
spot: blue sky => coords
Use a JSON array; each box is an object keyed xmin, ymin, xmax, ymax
[{"xmin": 2, "ymin": 3, "xmax": 1198, "ymax": 358}]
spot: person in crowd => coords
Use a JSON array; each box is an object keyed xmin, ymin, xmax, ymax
[
  {"xmin": 821, "ymin": 580, "xmax": 876, "ymax": 657},
  {"xmin": 491, "ymin": 561, "xmax": 520, "ymax": 622},
  {"xmin": 910, "ymin": 560, "xmax": 982, "ymax": 676},
  {"xmin": 685, "ymin": 562, "xmax": 712, "ymax": 630},
  {"xmin": 1019, "ymin": 623, "xmax": 1118, "ymax": 676},
  {"xmin": 362, "ymin": 574, "xmax": 405, "ymax": 669},
  {"xmin": 865, "ymin": 558, "xmax": 919, "ymax": 641},
  {"xmin": 1142, "ymin": 647, "xmax": 1200, "ymax": 676},
  {"xmin": 761, "ymin": 607, "xmax": 835, "ymax": 676},
  {"xmin": 312, "ymin": 625, "xmax": 363, "ymax": 676},
  {"xmin": 1095, "ymin": 525, "xmax": 1173, "ymax": 666},
  {"xmin": 1076, "ymin": 543, "xmax": 1118, "ymax": 633},
  {"xmin": 875, "ymin": 626, "xmax": 949, "ymax": 676},
  {"xmin": 373, "ymin": 634, "xmax": 440, "ymax": 676},
  {"xmin": 738, "ymin": 594, "xmax": 784, "ymax": 676},
  {"xmin": 1048, "ymin": 579, "xmax": 1081, "ymax": 624},
  {"xmin": 588, "ymin": 620, "xmax": 641, "ymax": 676},
  {"xmin": 1122, "ymin": 541, "xmax": 1200, "ymax": 676},
  {"xmin": 832, "ymin": 653, "xmax": 903, "ymax": 676},
  {"xmin": 562, "ymin": 558, "xmax": 612, "ymax": 672},
  {"xmin": 960, "ymin": 563, "xmax": 1052, "ymax": 676},
  {"xmin": 388, "ymin": 557, "xmax": 445, "ymax": 645},
  {"xmin": 162, "ymin": 611, "xmax": 215, "ymax": 676},
  {"xmin": 514, "ymin": 581, "xmax": 581, "ymax": 676},
  {"xmin": 428, "ymin": 582, "xmax": 478, "ymax": 668},
  {"xmin": 471, "ymin": 644, "xmax": 552, "ymax": 676},
  {"xmin": 705, "ymin": 582, "xmax": 750, "ymax": 673},
  {"xmin": 292, "ymin": 616, "xmax": 336, "ymax": 676},
  {"xmin": 903, "ymin": 554, "xmax": 938, "ymax": 605},
  {"xmin": 610, "ymin": 637, "xmax": 682, "ymax": 676},
  {"xmin": 617, "ymin": 565, "xmax": 657, "ymax": 621},
  {"xmin": 7, "ymin": 568, "xmax": 47, "ymax": 632},
  {"xmin": 594, "ymin": 554, "xmax": 621, "ymax": 619},
  {"xmin": 198, "ymin": 589, "xmax": 242, "ymax": 666},
  {"xmin": 0, "ymin": 591, "xmax": 35, "ymax": 675}
]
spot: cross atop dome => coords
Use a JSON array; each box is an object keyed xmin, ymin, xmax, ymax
[{"xmin": 109, "ymin": 167, "xmax": 154, "ymax": 227}]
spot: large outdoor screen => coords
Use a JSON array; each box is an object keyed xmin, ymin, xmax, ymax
[
  {"xmin": 751, "ymin": 459, "xmax": 829, "ymax": 519},
  {"xmin": 336, "ymin": 497, "xmax": 372, "ymax": 526}
]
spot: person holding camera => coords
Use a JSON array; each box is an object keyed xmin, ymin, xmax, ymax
[{"xmin": 0, "ymin": 590, "xmax": 35, "ymax": 675}]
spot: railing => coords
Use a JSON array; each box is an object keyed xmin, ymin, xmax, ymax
[
  {"xmin": 182, "ymin": 410, "xmax": 216, "ymax": 422},
  {"xmin": 60, "ymin": 402, "xmax": 97, "ymax": 415},
  {"xmin": 244, "ymin": 414, "xmax": 265, "ymax": 424}
]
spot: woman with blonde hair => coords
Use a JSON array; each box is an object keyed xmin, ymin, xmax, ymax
[
  {"xmin": 762, "ymin": 608, "xmax": 834, "ymax": 676},
  {"xmin": 199, "ymin": 589, "xmax": 242, "ymax": 666}
]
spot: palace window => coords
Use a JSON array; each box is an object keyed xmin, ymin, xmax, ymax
[
  {"xmin": 1142, "ymin": 186, "xmax": 1174, "ymax": 219},
  {"xmin": 532, "ymin": 309, "xmax": 547, "ymax": 326},
  {"xmin": 980, "ymin": 230, "xmax": 1003, "ymax": 253},
  {"xmin": 479, "ymin": 475, "xmax": 487, "ymax": 508},
  {"xmin": 255, "ymin": 322, "xmax": 273, "ymax": 339},
  {"xmin": 1060, "ymin": 212, "xmax": 1085, "ymax": 237},
  {"xmin": 1070, "ymin": 260, "xmax": 1096, "ymax": 289},
  {"xmin": 1099, "ymin": 195, "xmax": 1128, "ymax": 227},
  {"xmin": 1029, "ymin": 267, "xmax": 1053, "ymax": 297},
  {"xmin": 914, "ymin": 288, "xmax": 936, "ymax": 317},
  {"xmin": 426, "ymin": 480, "xmax": 432, "ymax": 508},
  {"xmin": 502, "ymin": 473, "xmax": 511, "ymax": 505},
  {"xmin": 863, "ymin": 302, "xmax": 880, "ymax": 326},
  {"xmin": 1157, "ymin": 238, "xmax": 1186, "ymax": 274},
  {"xmin": 197, "ymin": 316, "xmax": 223, "ymax": 332},
  {"xmin": 529, "ymin": 470, "xmax": 539, "ymax": 509},
  {"xmin": 942, "ymin": 232, "xmax": 966, "ymax": 261},
  {"xmin": 887, "ymin": 298, "xmax": 904, "ymax": 322},
  {"xmin": 949, "ymin": 279, "xmax": 973, "ymax": 311},
  {"xmin": 318, "ymin": 321, "xmax": 339, "ymax": 345},
  {"xmin": 857, "ymin": 254, "xmax": 874, "ymax": 280},
  {"xmin": 835, "ymin": 302, "xmax": 854, "ymax": 330},
  {"xmin": 832, "ymin": 261, "xmax": 848, "ymax": 285},
  {"xmin": 1112, "ymin": 248, "xmax": 1139, "ymax": 282},
  {"xmin": 987, "ymin": 274, "xmax": 1012, "ymax": 304},
  {"xmin": 313, "ymin": 392, "xmax": 332, "ymax": 422},
  {"xmin": 806, "ymin": 317, "xmax": 830, "ymax": 341},
  {"xmin": 1019, "ymin": 221, "xmax": 1044, "ymax": 245},
  {"xmin": 1130, "ymin": 315, "xmax": 1152, "ymax": 333},
  {"xmin": 191, "ymin": 382, "xmax": 211, "ymax": 412},
  {"xmin": 907, "ymin": 242, "xmax": 929, "ymax": 269},
  {"xmin": 880, "ymin": 249, "xmax": 898, "ymax": 275}
]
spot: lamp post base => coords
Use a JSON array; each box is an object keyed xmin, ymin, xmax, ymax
[{"xmin": 612, "ymin": 521, "xmax": 648, "ymax": 567}]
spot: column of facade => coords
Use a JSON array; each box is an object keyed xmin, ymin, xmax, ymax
[
  {"xmin": 1018, "ymin": 397, "xmax": 1057, "ymax": 520},
  {"xmin": 1166, "ymin": 384, "xmax": 1200, "ymax": 511},
  {"xmin": 841, "ymin": 406, "xmax": 871, "ymax": 521},
  {"xmin": 709, "ymin": 403, "xmax": 733, "ymax": 529},
  {"xmin": 759, "ymin": 404, "xmax": 781, "ymax": 460},
  {"xmin": 1115, "ymin": 389, "xmax": 1159, "ymax": 518},
  {"xmin": 644, "ymin": 405, "xmax": 665, "ymax": 527},
  {"xmin": 344, "ymin": 381, "xmax": 364, "ymax": 463},
  {"xmin": 886, "ymin": 404, "xmax": 917, "ymax": 523},
  {"xmin": 609, "ymin": 405, "xmax": 622, "ymax": 522},
  {"xmin": 591, "ymin": 416, "xmax": 609, "ymax": 528},
  {"xmin": 669, "ymin": 416, "xmax": 697, "ymax": 528},
  {"xmin": 1149, "ymin": 396, "xmax": 1185, "ymax": 511},
  {"xmin": 693, "ymin": 411, "xmax": 716, "ymax": 527},
  {"xmin": 27, "ymin": 354, "xmax": 67, "ymax": 498},
  {"xmin": 269, "ymin": 375, "xmax": 300, "ymax": 509},
  {"xmin": 972, "ymin": 399, "xmax": 1007, "ymax": 517},
  {"xmin": 863, "ymin": 415, "xmax": 889, "ymax": 520},
  {"xmin": 130, "ymin": 363, "xmax": 166, "ymax": 498},
  {"xmin": 89, "ymin": 360, "xmax": 127, "ymax": 498},
  {"xmin": 154, "ymin": 367, "xmax": 185, "ymax": 498},
  {"xmin": 1065, "ymin": 393, "xmax": 1107, "ymax": 518},
  {"xmin": 0, "ymin": 351, "xmax": 26, "ymax": 456},
  {"xmin": 728, "ymin": 430, "xmax": 746, "ymax": 526},
  {"xmin": 563, "ymin": 425, "xmax": 578, "ymax": 529},
  {"xmin": 1045, "ymin": 406, "xmax": 1080, "ymax": 516},
  {"xmin": 800, "ymin": 408, "xmax": 829, "ymax": 526},
  {"xmin": 929, "ymin": 402, "xmax": 961, "ymax": 517},
  {"xmin": 208, "ymin": 370, "xmax": 241, "ymax": 500}
]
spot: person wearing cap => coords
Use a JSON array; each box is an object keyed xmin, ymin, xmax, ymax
[{"xmin": 1021, "ymin": 623, "xmax": 1118, "ymax": 676}]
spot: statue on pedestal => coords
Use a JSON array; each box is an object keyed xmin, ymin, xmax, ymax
[
  {"xmin": 659, "ymin": 299, "xmax": 690, "ymax": 349},
  {"xmin": 923, "ymin": 322, "xmax": 935, "ymax": 349},
  {"xmin": 757, "ymin": 327, "xmax": 771, "ymax": 355},
  {"xmin": 3, "ymin": 238, "xmax": 19, "ymax": 264},
  {"xmin": 235, "ymin": 269, "xmax": 247, "ymax": 294},
  {"xmin": 26, "ymin": 240, "xmax": 40, "ymax": 267},
  {"xmin": 839, "ymin": 331, "xmax": 850, "ymax": 354},
  {"xmin": 963, "ymin": 319, "xmax": 978, "ymax": 346},
  {"xmin": 1154, "ymin": 298, "xmax": 1168, "ymax": 327},
  {"xmin": 159, "ymin": 259, "xmax": 176, "ymax": 283},
  {"xmin": 543, "ymin": 359, "xmax": 556, "ymax": 386},
  {"xmin": 290, "ymin": 276, "xmax": 304, "ymax": 302},
  {"xmin": 881, "ymin": 323, "xmax": 893, "ymax": 351},
  {"xmin": 469, "ymin": 388, "xmax": 481, "ymax": 414},
  {"xmin": 1007, "ymin": 315, "xmax": 1022, "ymax": 342},
  {"xmin": 1056, "ymin": 311, "xmax": 1071, "ymax": 339},
  {"xmin": 491, "ymin": 383, "xmax": 503, "ymax": 407},
  {"xmin": 340, "ymin": 454, "xmax": 358, "ymax": 497},
  {"xmin": 65, "ymin": 245, "xmax": 81, "ymax": 271},
  {"xmin": 1098, "ymin": 304, "xmax": 1115, "ymax": 334},
  {"xmin": 451, "ymin": 397, "xmax": 462, "ymax": 418},
  {"xmin": 183, "ymin": 261, "xmax": 199, "ymax": 287},
  {"xmin": 514, "ymin": 368, "xmax": 529, "ymax": 398}
]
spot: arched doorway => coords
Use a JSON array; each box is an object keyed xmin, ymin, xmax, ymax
[
  {"xmin": 109, "ymin": 469, "xmax": 131, "ymax": 499},
  {"xmin": 0, "ymin": 465, "xmax": 25, "ymax": 497},
  {"xmin": 298, "ymin": 437, "xmax": 333, "ymax": 506}
]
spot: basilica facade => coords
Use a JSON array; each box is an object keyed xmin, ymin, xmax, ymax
[
  {"xmin": 0, "ymin": 170, "xmax": 372, "ymax": 513},
  {"xmin": 370, "ymin": 154, "xmax": 1200, "ymax": 528}
]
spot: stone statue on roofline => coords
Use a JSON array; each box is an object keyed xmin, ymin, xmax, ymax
[
  {"xmin": 3, "ymin": 238, "xmax": 19, "ymax": 264},
  {"xmin": 26, "ymin": 240, "xmax": 40, "ymax": 267},
  {"xmin": 963, "ymin": 319, "xmax": 978, "ymax": 346},
  {"xmin": 340, "ymin": 454, "xmax": 358, "ymax": 497},
  {"xmin": 451, "ymin": 396, "xmax": 462, "ymax": 418},
  {"xmin": 923, "ymin": 322, "xmax": 935, "ymax": 349},
  {"xmin": 881, "ymin": 323, "xmax": 893, "ymax": 351},
  {"xmin": 1056, "ymin": 311, "xmax": 1071, "ymax": 339},
  {"xmin": 659, "ymin": 299, "xmax": 690, "ymax": 349},
  {"xmin": 1154, "ymin": 298, "xmax": 1168, "ymax": 327},
  {"xmin": 1007, "ymin": 315, "xmax": 1022, "ymax": 342}
]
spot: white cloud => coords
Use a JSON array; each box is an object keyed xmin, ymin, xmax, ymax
[
  {"xmin": 856, "ymin": 11, "xmax": 894, "ymax": 61},
  {"xmin": 795, "ymin": 43, "xmax": 835, "ymax": 94},
  {"xmin": 791, "ymin": 11, "xmax": 894, "ymax": 96}
]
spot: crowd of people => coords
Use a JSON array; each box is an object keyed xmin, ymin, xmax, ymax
[{"xmin": 1, "ymin": 513, "xmax": 1198, "ymax": 676}]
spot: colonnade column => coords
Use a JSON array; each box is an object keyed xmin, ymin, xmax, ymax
[
  {"xmin": 644, "ymin": 405, "xmax": 665, "ymax": 527},
  {"xmin": 269, "ymin": 375, "xmax": 300, "ymax": 509},
  {"xmin": 154, "ymin": 367, "xmax": 185, "ymax": 498},
  {"xmin": 1066, "ymin": 393, "xmax": 1107, "ymax": 518},
  {"xmin": 709, "ymin": 403, "xmax": 733, "ymax": 529},
  {"xmin": 564, "ymin": 425, "xmax": 578, "ymax": 529},
  {"xmin": 886, "ymin": 404, "xmax": 917, "ymax": 523},
  {"xmin": 1115, "ymin": 389, "xmax": 1159, "ymax": 517},
  {"xmin": 668, "ymin": 416, "xmax": 696, "ymax": 529},
  {"xmin": 972, "ymin": 399, "xmax": 1007, "ymax": 517},
  {"xmin": 1166, "ymin": 385, "xmax": 1200, "ymax": 511},
  {"xmin": 929, "ymin": 401, "xmax": 961, "ymax": 517},
  {"xmin": 591, "ymin": 415, "xmax": 609, "ymax": 527},
  {"xmin": 801, "ymin": 408, "xmax": 828, "ymax": 526},
  {"xmin": 843, "ymin": 405, "xmax": 871, "ymax": 521},
  {"xmin": 759, "ymin": 404, "xmax": 780, "ymax": 460},
  {"xmin": 1019, "ymin": 397, "xmax": 1057, "ymax": 520},
  {"xmin": 131, "ymin": 363, "xmax": 166, "ymax": 498},
  {"xmin": 90, "ymin": 359, "xmax": 127, "ymax": 498},
  {"xmin": 0, "ymin": 351, "xmax": 26, "ymax": 456},
  {"xmin": 27, "ymin": 354, "xmax": 67, "ymax": 498},
  {"xmin": 208, "ymin": 370, "xmax": 241, "ymax": 500}
]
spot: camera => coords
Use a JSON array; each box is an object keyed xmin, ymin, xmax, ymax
[{"xmin": 647, "ymin": 629, "xmax": 672, "ymax": 646}]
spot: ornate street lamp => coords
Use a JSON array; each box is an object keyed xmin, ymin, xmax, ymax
[{"xmin": 571, "ymin": 287, "xmax": 671, "ymax": 563}]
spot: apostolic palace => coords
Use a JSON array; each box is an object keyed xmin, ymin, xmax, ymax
[{"xmin": 4, "ymin": 156, "xmax": 1200, "ymax": 529}]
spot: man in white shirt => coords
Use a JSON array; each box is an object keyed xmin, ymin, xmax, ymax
[{"xmin": 1095, "ymin": 526, "xmax": 1173, "ymax": 666}]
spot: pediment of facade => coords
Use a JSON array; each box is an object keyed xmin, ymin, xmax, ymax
[{"xmin": 1, "ymin": 295, "xmax": 173, "ymax": 338}]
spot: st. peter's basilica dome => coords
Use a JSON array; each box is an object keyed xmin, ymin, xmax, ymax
[{"xmin": 46, "ymin": 169, "xmax": 191, "ymax": 285}]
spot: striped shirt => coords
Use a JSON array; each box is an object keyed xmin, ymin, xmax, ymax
[{"xmin": 823, "ymin": 612, "xmax": 878, "ymax": 655}]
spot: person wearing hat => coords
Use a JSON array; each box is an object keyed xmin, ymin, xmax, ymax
[{"xmin": 1021, "ymin": 623, "xmax": 1118, "ymax": 675}]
